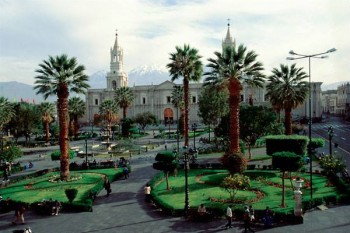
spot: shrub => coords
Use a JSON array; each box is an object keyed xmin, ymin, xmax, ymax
[
  {"xmin": 265, "ymin": 135, "xmax": 308, "ymax": 156},
  {"xmin": 51, "ymin": 150, "xmax": 76, "ymax": 161},
  {"xmin": 221, "ymin": 174, "xmax": 250, "ymax": 201},
  {"xmin": 65, "ymin": 188, "xmax": 78, "ymax": 203},
  {"xmin": 221, "ymin": 152, "xmax": 247, "ymax": 175}
]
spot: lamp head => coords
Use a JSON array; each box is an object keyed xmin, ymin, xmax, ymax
[
  {"xmin": 289, "ymin": 50, "xmax": 296, "ymax": 55},
  {"xmin": 327, "ymin": 48, "xmax": 336, "ymax": 53},
  {"xmin": 286, "ymin": 57, "xmax": 295, "ymax": 60}
]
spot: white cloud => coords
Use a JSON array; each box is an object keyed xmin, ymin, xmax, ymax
[{"xmin": 0, "ymin": 0, "xmax": 349, "ymax": 86}]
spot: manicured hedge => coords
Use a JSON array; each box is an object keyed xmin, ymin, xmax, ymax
[
  {"xmin": 51, "ymin": 150, "xmax": 76, "ymax": 161},
  {"xmin": 265, "ymin": 135, "xmax": 308, "ymax": 156}
]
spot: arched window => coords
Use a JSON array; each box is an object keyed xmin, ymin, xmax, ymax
[{"xmin": 112, "ymin": 80, "xmax": 117, "ymax": 90}]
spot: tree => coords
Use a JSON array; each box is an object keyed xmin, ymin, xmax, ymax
[
  {"xmin": 99, "ymin": 100, "xmax": 119, "ymax": 145},
  {"xmin": 171, "ymin": 85, "xmax": 185, "ymax": 136},
  {"xmin": 0, "ymin": 97, "xmax": 15, "ymax": 131},
  {"xmin": 272, "ymin": 151, "xmax": 303, "ymax": 207},
  {"xmin": 266, "ymin": 64, "xmax": 308, "ymax": 135},
  {"xmin": 167, "ymin": 44, "xmax": 203, "ymax": 147},
  {"xmin": 38, "ymin": 102, "xmax": 55, "ymax": 143},
  {"xmin": 153, "ymin": 151, "xmax": 178, "ymax": 190},
  {"xmin": 68, "ymin": 97, "xmax": 86, "ymax": 139},
  {"xmin": 134, "ymin": 111, "xmax": 157, "ymax": 133},
  {"xmin": 9, "ymin": 102, "xmax": 41, "ymax": 146},
  {"xmin": 198, "ymin": 85, "xmax": 229, "ymax": 142},
  {"xmin": 240, "ymin": 105, "xmax": 278, "ymax": 159},
  {"xmin": 0, "ymin": 143, "xmax": 22, "ymax": 163},
  {"xmin": 114, "ymin": 86, "xmax": 134, "ymax": 119},
  {"xmin": 34, "ymin": 54, "xmax": 90, "ymax": 181},
  {"xmin": 204, "ymin": 44, "xmax": 265, "ymax": 154}
]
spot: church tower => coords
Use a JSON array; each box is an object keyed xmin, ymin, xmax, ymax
[
  {"xmin": 106, "ymin": 31, "xmax": 128, "ymax": 91},
  {"xmin": 222, "ymin": 20, "xmax": 235, "ymax": 51}
]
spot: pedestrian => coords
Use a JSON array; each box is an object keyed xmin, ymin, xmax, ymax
[
  {"xmin": 225, "ymin": 204, "xmax": 233, "ymax": 229},
  {"xmin": 123, "ymin": 166, "xmax": 129, "ymax": 179},
  {"xmin": 249, "ymin": 205, "xmax": 255, "ymax": 222},
  {"xmin": 3, "ymin": 167, "xmax": 9, "ymax": 182},
  {"xmin": 12, "ymin": 203, "xmax": 25, "ymax": 225},
  {"xmin": 165, "ymin": 142, "xmax": 168, "ymax": 151},
  {"xmin": 104, "ymin": 176, "xmax": 111, "ymax": 197},
  {"xmin": 144, "ymin": 183, "xmax": 151, "ymax": 203},
  {"xmin": 243, "ymin": 206, "xmax": 255, "ymax": 232}
]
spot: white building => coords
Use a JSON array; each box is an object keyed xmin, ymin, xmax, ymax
[{"xmin": 85, "ymin": 25, "xmax": 323, "ymax": 125}]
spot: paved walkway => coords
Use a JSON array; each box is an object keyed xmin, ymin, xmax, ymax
[{"xmin": 1, "ymin": 138, "xmax": 350, "ymax": 232}]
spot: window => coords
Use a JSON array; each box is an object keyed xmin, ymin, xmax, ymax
[
  {"xmin": 192, "ymin": 96, "xmax": 197, "ymax": 103},
  {"xmin": 112, "ymin": 80, "xmax": 117, "ymax": 90},
  {"xmin": 95, "ymin": 99, "xmax": 99, "ymax": 105},
  {"xmin": 167, "ymin": 96, "xmax": 171, "ymax": 104},
  {"xmin": 142, "ymin": 97, "xmax": 146, "ymax": 104}
]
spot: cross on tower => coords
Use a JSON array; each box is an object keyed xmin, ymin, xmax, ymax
[{"xmin": 227, "ymin": 18, "xmax": 230, "ymax": 27}]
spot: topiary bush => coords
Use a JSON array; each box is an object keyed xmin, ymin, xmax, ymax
[
  {"xmin": 265, "ymin": 135, "xmax": 308, "ymax": 156},
  {"xmin": 65, "ymin": 188, "xmax": 78, "ymax": 203}
]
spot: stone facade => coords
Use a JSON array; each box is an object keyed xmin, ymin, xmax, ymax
[{"xmin": 84, "ymin": 27, "xmax": 323, "ymax": 125}]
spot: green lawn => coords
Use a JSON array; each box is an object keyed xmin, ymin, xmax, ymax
[
  {"xmin": 150, "ymin": 169, "xmax": 339, "ymax": 216},
  {"xmin": 0, "ymin": 168, "xmax": 123, "ymax": 209}
]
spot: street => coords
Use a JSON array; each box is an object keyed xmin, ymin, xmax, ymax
[{"xmin": 312, "ymin": 116, "xmax": 350, "ymax": 170}]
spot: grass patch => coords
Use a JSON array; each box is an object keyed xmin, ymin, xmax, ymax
[
  {"xmin": 0, "ymin": 168, "xmax": 123, "ymax": 211},
  {"xmin": 151, "ymin": 169, "xmax": 339, "ymax": 217}
]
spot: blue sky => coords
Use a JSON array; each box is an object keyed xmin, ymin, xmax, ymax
[{"xmin": 0, "ymin": 0, "xmax": 349, "ymax": 86}]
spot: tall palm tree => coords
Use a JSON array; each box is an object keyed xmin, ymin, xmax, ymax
[
  {"xmin": 38, "ymin": 102, "xmax": 55, "ymax": 143},
  {"xmin": 167, "ymin": 44, "xmax": 203, "ymax": 147},
  {"xmin": 99, "ymin": 100, "xmax": 119, "ymax": 146},
  {"xmin": 34, "ymin": 54, "xmax": 89, "ymax": 181},
  {"xmin": 204, "ymin": 45, "xmax": 265, "ymax": 154},
  {"xmin": 68, "ymin": 97, "xmax": 86, "ymax": 139},
  {"xmin": 114, "ymin": 87, "xmax": 134, "ymax": 119},
  {"xmin": 171, "ymin": 85, "xmax": 185, "ymax": 135},
  {"xmin": 266, "ymin": 64, "xmax": 308, "ymax": 135},
  {"xmin": 0, "ymin": 97, "xmax": 15, "ymax": 131}
]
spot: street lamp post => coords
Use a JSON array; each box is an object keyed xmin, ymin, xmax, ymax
[
  {"xmin": 287, "ymin": 48, "xmax": 336, "ymax": 200},
  {"xmin": 183, "ymin": 152, "xmax": 189, "ymax": 217},
  {"xmin": 328, "ymin": 126, "xmax": 334, "ymax": 155},
  {"xmin": 85, "ymin": 135, "xmax": 88, "ymax": 166},
  {"xmin": 192, "ymin": 123, "xmax": 197, "ymax": 150}
]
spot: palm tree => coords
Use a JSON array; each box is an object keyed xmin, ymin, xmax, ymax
[
  {"xmin": 204, "ymin": 45, "xmax": 265, "ymax": 154},
  {"xmin": 171, "ymin": 85, "xmax": 185, "ymax": 135},
  {"xmin": 0, "ymin": 97, "xmax": 15, "ymax": 131},
  {"xmin": 99, "ymin": 100, "xmax": 119, "ymax": 147},
  {"xmin": 167, "ymin": 44, "xmax": 203, "ymax": 147},
  {"xmin": 266, "ymin": 64, "xmax": 308, "ymax": 135},
  {"xmin": 34, "ymin": 54, "xmax": 89, "ymax": 181},
  {"xmin": 68, "ymin": 97, "xmax": 86, "ymax": 139},
  {"xmin": 114, "ymin": 87, "xmax": 134, "ymax": 119},
  {"xmin": 38, "ymin": 102, "xmax": 55, "ymax": 143}
]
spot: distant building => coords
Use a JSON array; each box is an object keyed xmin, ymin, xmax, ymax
[
  {"xmin": 85, "ymin": 25, "xmax": 266, "ymax": 125},
  {"xmin": 322, "ymin": 89, "xmax": 338, "ymax": 114},
  {"xmin": 336, "ymin": 82, "xmax": 350, "ymax": 118}
]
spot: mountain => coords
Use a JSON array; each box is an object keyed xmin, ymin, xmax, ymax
[
  {"xmin": 321, "ymin": 81, "xmax": 349, "ymax": 91},
  {"xmin": 88, "ymin": 64, "xmax": 176, "ymax": 88},
  {"xmin": 88, "ymin": 70, "xmax": 107, "ymax": 89},
  {"xmin": 0, "ymin": 81, "xmax": 54, "ymax": 103},
  {"xmin": 128, "ymin": 64, "xmax": 172, "ymax": 86}
]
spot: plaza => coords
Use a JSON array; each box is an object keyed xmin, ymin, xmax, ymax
[{"xmin": 1, "ymin": 130, "xmax": 350, "ymax": 233}]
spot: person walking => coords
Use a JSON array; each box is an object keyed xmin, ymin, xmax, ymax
[
  {"xmin": 144, "ymin": 183, "xmax": 151, "ymax": 203},
  {"xmin": 225, "ymin": 205, "xmax": 233, "ymax": 229},
  {"xmin": 104, "ymin": 176, "xmax": 111, "ymax": 197},
  {"xmin": 243, "ymin": 206, "xmax": 255, "ymax": 233},
  {"xmin": 12, "ymin": 203, "xmax": 25, "ymax": 225}
]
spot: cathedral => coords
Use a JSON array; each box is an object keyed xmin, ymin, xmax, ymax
[{"xmin": 84, "ymin": 25, "xmax": 322, "ymax": 125}]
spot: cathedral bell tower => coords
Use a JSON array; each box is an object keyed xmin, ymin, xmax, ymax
[
  {"xmin": 222, "ymin": 20, "xmax": 235, "ymax": 52},
  {"xmin": 106, "ymin": 30, "xmax": 128, "ymax": 91}
]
